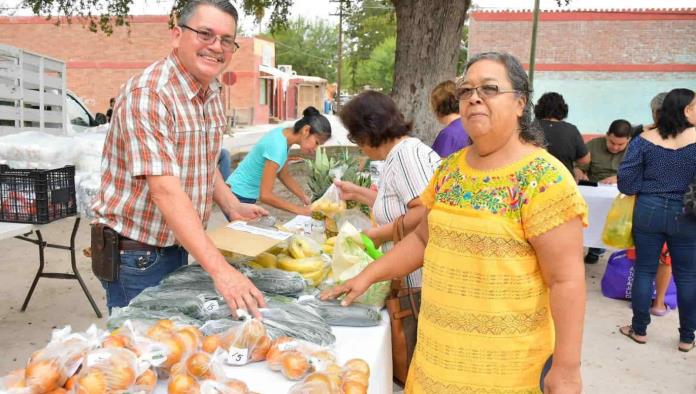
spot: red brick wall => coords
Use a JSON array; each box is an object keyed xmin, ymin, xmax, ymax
[
  {"xmin": 469, "ymin": 10, "xmax": 696, "ymax": 67},
  {"xmin": 0, "ymin": 16, "xmax": 268, "ymax": 122}
]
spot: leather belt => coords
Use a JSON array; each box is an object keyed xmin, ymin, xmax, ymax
[{"xmin": 119, "ymin": 238, "xmax": 158, "ymax": 252}]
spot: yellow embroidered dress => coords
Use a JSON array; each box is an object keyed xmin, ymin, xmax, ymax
[{"xmin": 406, "ymin": 147, "xmax": 588, "ymax": 393}]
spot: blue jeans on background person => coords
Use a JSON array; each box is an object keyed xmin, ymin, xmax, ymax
[
  {"xmin": 631, "ymin": 193, "xmax": 696, "ymax": 344},
  {"xmin": 218, "ymin": 148, "xmax": 233, "ymax": 182},
  {"xmin": 100, "ymin": 245, "xmax": 188, "ymax": 312}
]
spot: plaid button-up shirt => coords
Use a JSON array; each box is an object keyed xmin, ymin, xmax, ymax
[{"xmin": 92, "ymin": 51, "xmax": 226, "ymax": 246}]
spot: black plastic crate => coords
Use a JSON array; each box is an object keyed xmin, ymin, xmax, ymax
[{"xmin": 0, "ymin": 165, "xmax": 77, "ymax": 224}]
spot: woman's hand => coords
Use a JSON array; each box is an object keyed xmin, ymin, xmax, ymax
[
  {"xmin": 363, "ymin": 227, "xmax": 385, "ymax": 247},
  {"xmin": 333, "ymin": 179, "xmax": 360, "ymax": 201},
  {"xmin": 297, "ymin": 205, "xmax": 313, "ymax": 216},
  {"xmin": 543, "ymin": 364, "xmax": 582, "ymax": 394},
  {"xmin": 320, "ymin": 275, "xmax": 372, "ymax": 306},
  {"xmin": 301, "ymin": 195, "xmax": 312, "ymax": 206}
]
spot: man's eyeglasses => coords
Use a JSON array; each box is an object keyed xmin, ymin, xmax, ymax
[
  {"xmin": 180, "ymin": 25, "xmax": 240, "ymax": 53},
  {"xmin": 456, "ymin": 84, "xmax": 520, "ymax": 100}
]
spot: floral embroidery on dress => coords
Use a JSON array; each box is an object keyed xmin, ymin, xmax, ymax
[{"xmin": 433, "ymin": 155, "xmax": 566, "ymax": 220}]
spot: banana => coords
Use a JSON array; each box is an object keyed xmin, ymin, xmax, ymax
[
  {"xmin": 301, "ymin": 267, "xmax": 329, "ymax": 286},
  {"xmin": 288, "ymin": 241, "xmax": 306, "ymax": 259},
  {"xmin": 322, "ymin": 244, "xmax": 334, "ymax": 255},
  {"xmin": 325, "ymin": 236, "xmax": 337, "ymax": 246},
  {"xmin": 277, "ymin": 256, "xmax": 325, "ymax": 273},
  {"xmin": 255, "ymin": 252, "xmax": 277, "ymax": 269},
  {"xmin": 247, "ymin": 261, "xmax": 266, "ymax": 270}
]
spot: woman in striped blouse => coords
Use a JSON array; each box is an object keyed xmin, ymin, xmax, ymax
[{"xmin": 334, "ymin": 90, "xmax": 441, "ymax": 286}]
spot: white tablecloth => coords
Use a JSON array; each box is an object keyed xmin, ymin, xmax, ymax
[
  {"xmin": 579, "ymin": 185, "xmax": 621, "ymax": 249},
  {"xmin": 0, "ymin": 222, "xmax": 32, "ymax": 241},
  {"xmin": 154, "ymin": 310, "xmax": 392, "ymax": 393}
]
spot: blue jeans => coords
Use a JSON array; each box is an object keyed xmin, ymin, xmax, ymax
[
  {"xmin": 234, "ymin": 193, "xmax": 257, "ymax": 204},
  {"xmin": 100, "ymin": 245, "xmax": 188, "ymax": 312},
  {"xmin": 218, "ymin": 148, "xmax": 233, "ymax": 182},
  {"xmin": 631, "ymin": 194, "xmax": 696, "ymax": 343}
]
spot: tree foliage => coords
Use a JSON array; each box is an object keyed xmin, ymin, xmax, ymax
[
  {"xmin": 263, "ymin": 17, "xmax": 338, "ymax": 81},
  {"xmin": 354, "ymin": 36, "xmax": 395, "ymax": 92}
]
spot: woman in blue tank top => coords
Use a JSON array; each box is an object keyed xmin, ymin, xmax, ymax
[{"xmin": 227, "ymin": 107, "xmax": 331, "ymax": 215}]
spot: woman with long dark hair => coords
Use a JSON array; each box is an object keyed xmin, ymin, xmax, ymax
[{"xmin": 618, "ymin": 88, "xmax": 696, "ymax": 352}]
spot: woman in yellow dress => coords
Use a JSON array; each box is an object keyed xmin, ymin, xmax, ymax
[{"xmin": 322, "ymin": 51, "xmax": 588, "ymax": 393}]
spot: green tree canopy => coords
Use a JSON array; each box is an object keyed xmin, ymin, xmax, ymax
[{"xmin": 263, "ymin": 17, "xmax": 338, "ymax": 81}]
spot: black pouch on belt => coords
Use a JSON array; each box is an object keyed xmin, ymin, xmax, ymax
[{"xmin": 90, "ymin": 223, "xmax": 120, "ymax": 282}]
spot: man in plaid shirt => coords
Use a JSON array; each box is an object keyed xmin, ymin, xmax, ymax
[{"xmin": 91, "ymin": 0, "xmax": 267, "ymax": 317}]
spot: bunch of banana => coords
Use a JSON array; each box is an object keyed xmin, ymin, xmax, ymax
[
  {"xmin": 322, "ymin": 236, "xmax": 337, "ymax": 255},
  {"xmin": 277, "ymin": 254, "xmax": 329, "ymax": 285},
  {"xmin": 311, "ymin": 199, "xmax": 347, "ymax": 217},
  {"xmin": 287, "ymin": 236, "xmax": 321, "ymax": 259},
  {"xmin": 247, "ymin": 252, "xmax": 278, "ymax": 269}
]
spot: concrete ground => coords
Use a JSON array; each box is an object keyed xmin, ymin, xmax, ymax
[{"xmin": 1, "ymin": 166, "xmax": 695, "ymax": 391}]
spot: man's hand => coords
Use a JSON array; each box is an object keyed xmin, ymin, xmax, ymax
[
  {"xmin": 212, "ymin": 264, "xmax": 266, "ymax": 319},
  {"xmin": 543, "ymin": 364, "xmax": 582, "ymax": 394},
  {"xmin": 230, "ymin": 203, "xmax": 268, "ymax": 221},
  {"xmin": 599, "ymin": 175, "xmax": 617, "ymax": 185},
  {"xmin": 573, "ymin": 168, "xmax": 588, "ymax": 182}
]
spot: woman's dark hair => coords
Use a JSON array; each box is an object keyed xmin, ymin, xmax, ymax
[
  {"xmin": 607, "ymin": 119, "xmax": 633, "ymax": 138},
  {"xmin": 534, "ymin": 92, "xmax": 568, "ymax": 120},
  {"xmin": 462, "ymin": 52, "xmax": 545, "ymax": 147},
  {"xmin": 430, "ymin": 80, "xmax": 459, "ymax": 117},
  {"xmin": 656, "ymin": 88, "xmax": 695, "ymax": 139},
  {"xmin": 293, "ymin": 106, "xmax": 332, "ymax": 142},
  {"xmin": 339, "ymin": 91, "xmax": 412, "ymax": 148}
]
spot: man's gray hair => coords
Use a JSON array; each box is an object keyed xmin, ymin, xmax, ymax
[
  {"xmin": 460, "ymin": 51, "xmax": 545, "ymax": 147},
  {"xmin": 177, "ymin": 0, "xmax": 239, "ymax": 26},
  {"xmin": 650, "ymin": 92, "xmax": 668, "ymax": 113}
]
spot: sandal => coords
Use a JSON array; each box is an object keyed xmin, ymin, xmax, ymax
[
  {"xmin": 650, "ymin": 304, "xmax": 671, "ymax": 317},
  {"xmin": 619, "ymin": 325, "xmax": 647, "ymax": 344},
  {"xmin": 678, "ymin": 341, "xmax": 695, "ymax": 353}
]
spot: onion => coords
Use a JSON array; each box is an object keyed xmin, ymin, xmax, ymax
[
  {"xmin": 343, "ymin": 359, "xmax": 370, "ymax": 376},
  {"xmin": 186, "ymin": 352, "xmax": 212, "ymax": 379},
  {"xmin": 266, "ymin": 337, "xmax": 294, "ymax": 371},
  {"xmin": 342, "ymin": 380, "xmax": 367, "ymax": 394},
  {"xmin": 135, "ymin": 368, "xmax": 157, "ymax": 393},
  {"xmin": 224, "ymin": 379, "xmax": 250, "ymax": 394},
  {"xmin": 342, "ymin": 370, "xmax": 369, "ymax": 387},
  {"xmin": 25, "ymin": 358, "xmax": 63, "ymax": 392},
  {"xmin": 250, "ymin": 335, "xmax": 271, "ymax": 362},
  {"xmin": 281, "ymin": 351, "xmax": 310, "ymax": 381},
  {"xmin": 76, "ymin": 368, "xmax": 108, "ymax": 394},
  {"xmin": 168, "ymin": 373, "xmax": 200, "ymax": 394},
  {"xmin": 202, "ymin": 334, "xmax": 222, "ymax": 354}
]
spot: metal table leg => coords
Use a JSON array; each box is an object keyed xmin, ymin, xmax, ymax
[{"xmin": 16, "ymin": 217, "xmax": 102, "ymax": 318}]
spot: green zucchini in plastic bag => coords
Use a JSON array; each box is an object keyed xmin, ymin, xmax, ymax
[
  {"xmin": 261, "ymin": 300, "xmax": 335, "ymax": 346},
  {"xmin": 297, "ymin": 297, "xmax": 381, "ymax": 327},
  {"xmin": 241, "ymin": 266, "xmax": 307, "ymax": 295},
  {"xmin": 107, "ymin": 306, "xmax": 202, "ymax": 330}
]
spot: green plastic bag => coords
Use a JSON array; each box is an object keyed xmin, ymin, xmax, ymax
[{"xmin": 601, "ymin": 194, "xmax": 635, "ymax": 249}]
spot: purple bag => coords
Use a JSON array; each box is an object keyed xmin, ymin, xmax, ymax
[{"xmin": 600, "ymin": 249, "xmax": 677, "ymax": 309}]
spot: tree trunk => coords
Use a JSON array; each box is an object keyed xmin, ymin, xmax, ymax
[{"xmin": 390, "ymin": 0, "xmax": 470, "ymax": 145}]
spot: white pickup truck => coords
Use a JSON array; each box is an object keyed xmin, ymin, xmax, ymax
[{"xmin": 0, "ymin": 44, "xmax": 104, "ymax": 136}]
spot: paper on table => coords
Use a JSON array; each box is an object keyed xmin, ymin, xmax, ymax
[{"xmin": 226, "ymin": 221, "xmax": 292, "ymax": 241}]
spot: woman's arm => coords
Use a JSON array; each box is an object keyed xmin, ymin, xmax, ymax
[
  {"xmin": 365, "ymin": 198, "xmax": 426, "ymax": 246},
  {"xmin": 334, "ymin": 180, "xmax": 377, "ymax": 206},
  {"xmin": 528, "ymin": 217, "xmax": 585, "ymax": 393},
  {"xmin": 321, "ymin": 211, "xmax": 430, "ymax": 305},
  {"xmin": 277, "ymin": 163, "xmax": 310, "ymax": 205},
  {"xmin": 259, "ymin": 160, "xmax": 311, "ymax": 215}
]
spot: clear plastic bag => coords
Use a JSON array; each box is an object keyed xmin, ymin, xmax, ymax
[
  {"xmin": 334, "ymin": 209, "xmax": 373, "ymax": 233},
  {"xmin": 217, "ymin": 314, "xmax": 271, "ymax": 365},
  {"xmin": 601, "ymin": 194, "xmax": 635, "ymax": 249},
  {"xmin": 107, "ymin": 306, "xmax": 203, "ymax": 331},
  {"xmin": 73, "ymin": 347, "xmax": 139, "ymax": 393},
  {"xmin": 297, "ymin": 296, "xmax": 381, "ymax": 327},
  {"xmin": 127, "ymin": 286, "xmax": 229, "ymax": 321},
  {"xmin": 311, "ymin": 174, "xmax": 347, "ymax": 219},
  {"xmin": 331, "ymin": 222, "xmax": 390, "ymax": 308},
  {"xmin": 0, "ymin": 369, "xmax": 32, "ymax": 394},
  {"xmin": 265, "ymin": 338, "xmax": 336, "ymax": 382},
  {"xmin": 261, "ymin": 301, "xmax": 335, "ymax": 346},
  {"xmin": 23, "ymin": 325, "xmax": 102, "ymax": 393}
]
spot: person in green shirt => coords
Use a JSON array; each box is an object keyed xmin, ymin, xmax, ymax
[
  {"xmin": 576, "ymin": 119, "xmax": 632, "ymax": 184},
  {"xmin": 577, "ymin": 119, "xmax": 632, "ymax": 264}
]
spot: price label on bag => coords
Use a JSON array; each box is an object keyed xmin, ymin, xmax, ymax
[
  {"xmin": 277, "ymin": 341, "xmax": 298, "ymax": 352},
  {"xmin": 203, "ymin": 300, "xmax": 219, "ymax": 313},
  {"xmin": 227, "ymin": 346, "xmax": 249, "ymax": 365}
]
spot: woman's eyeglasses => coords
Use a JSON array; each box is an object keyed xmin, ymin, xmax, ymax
[{"xmin": 456, "ymin": 84, "xmax": 520, "ymax": 100}]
